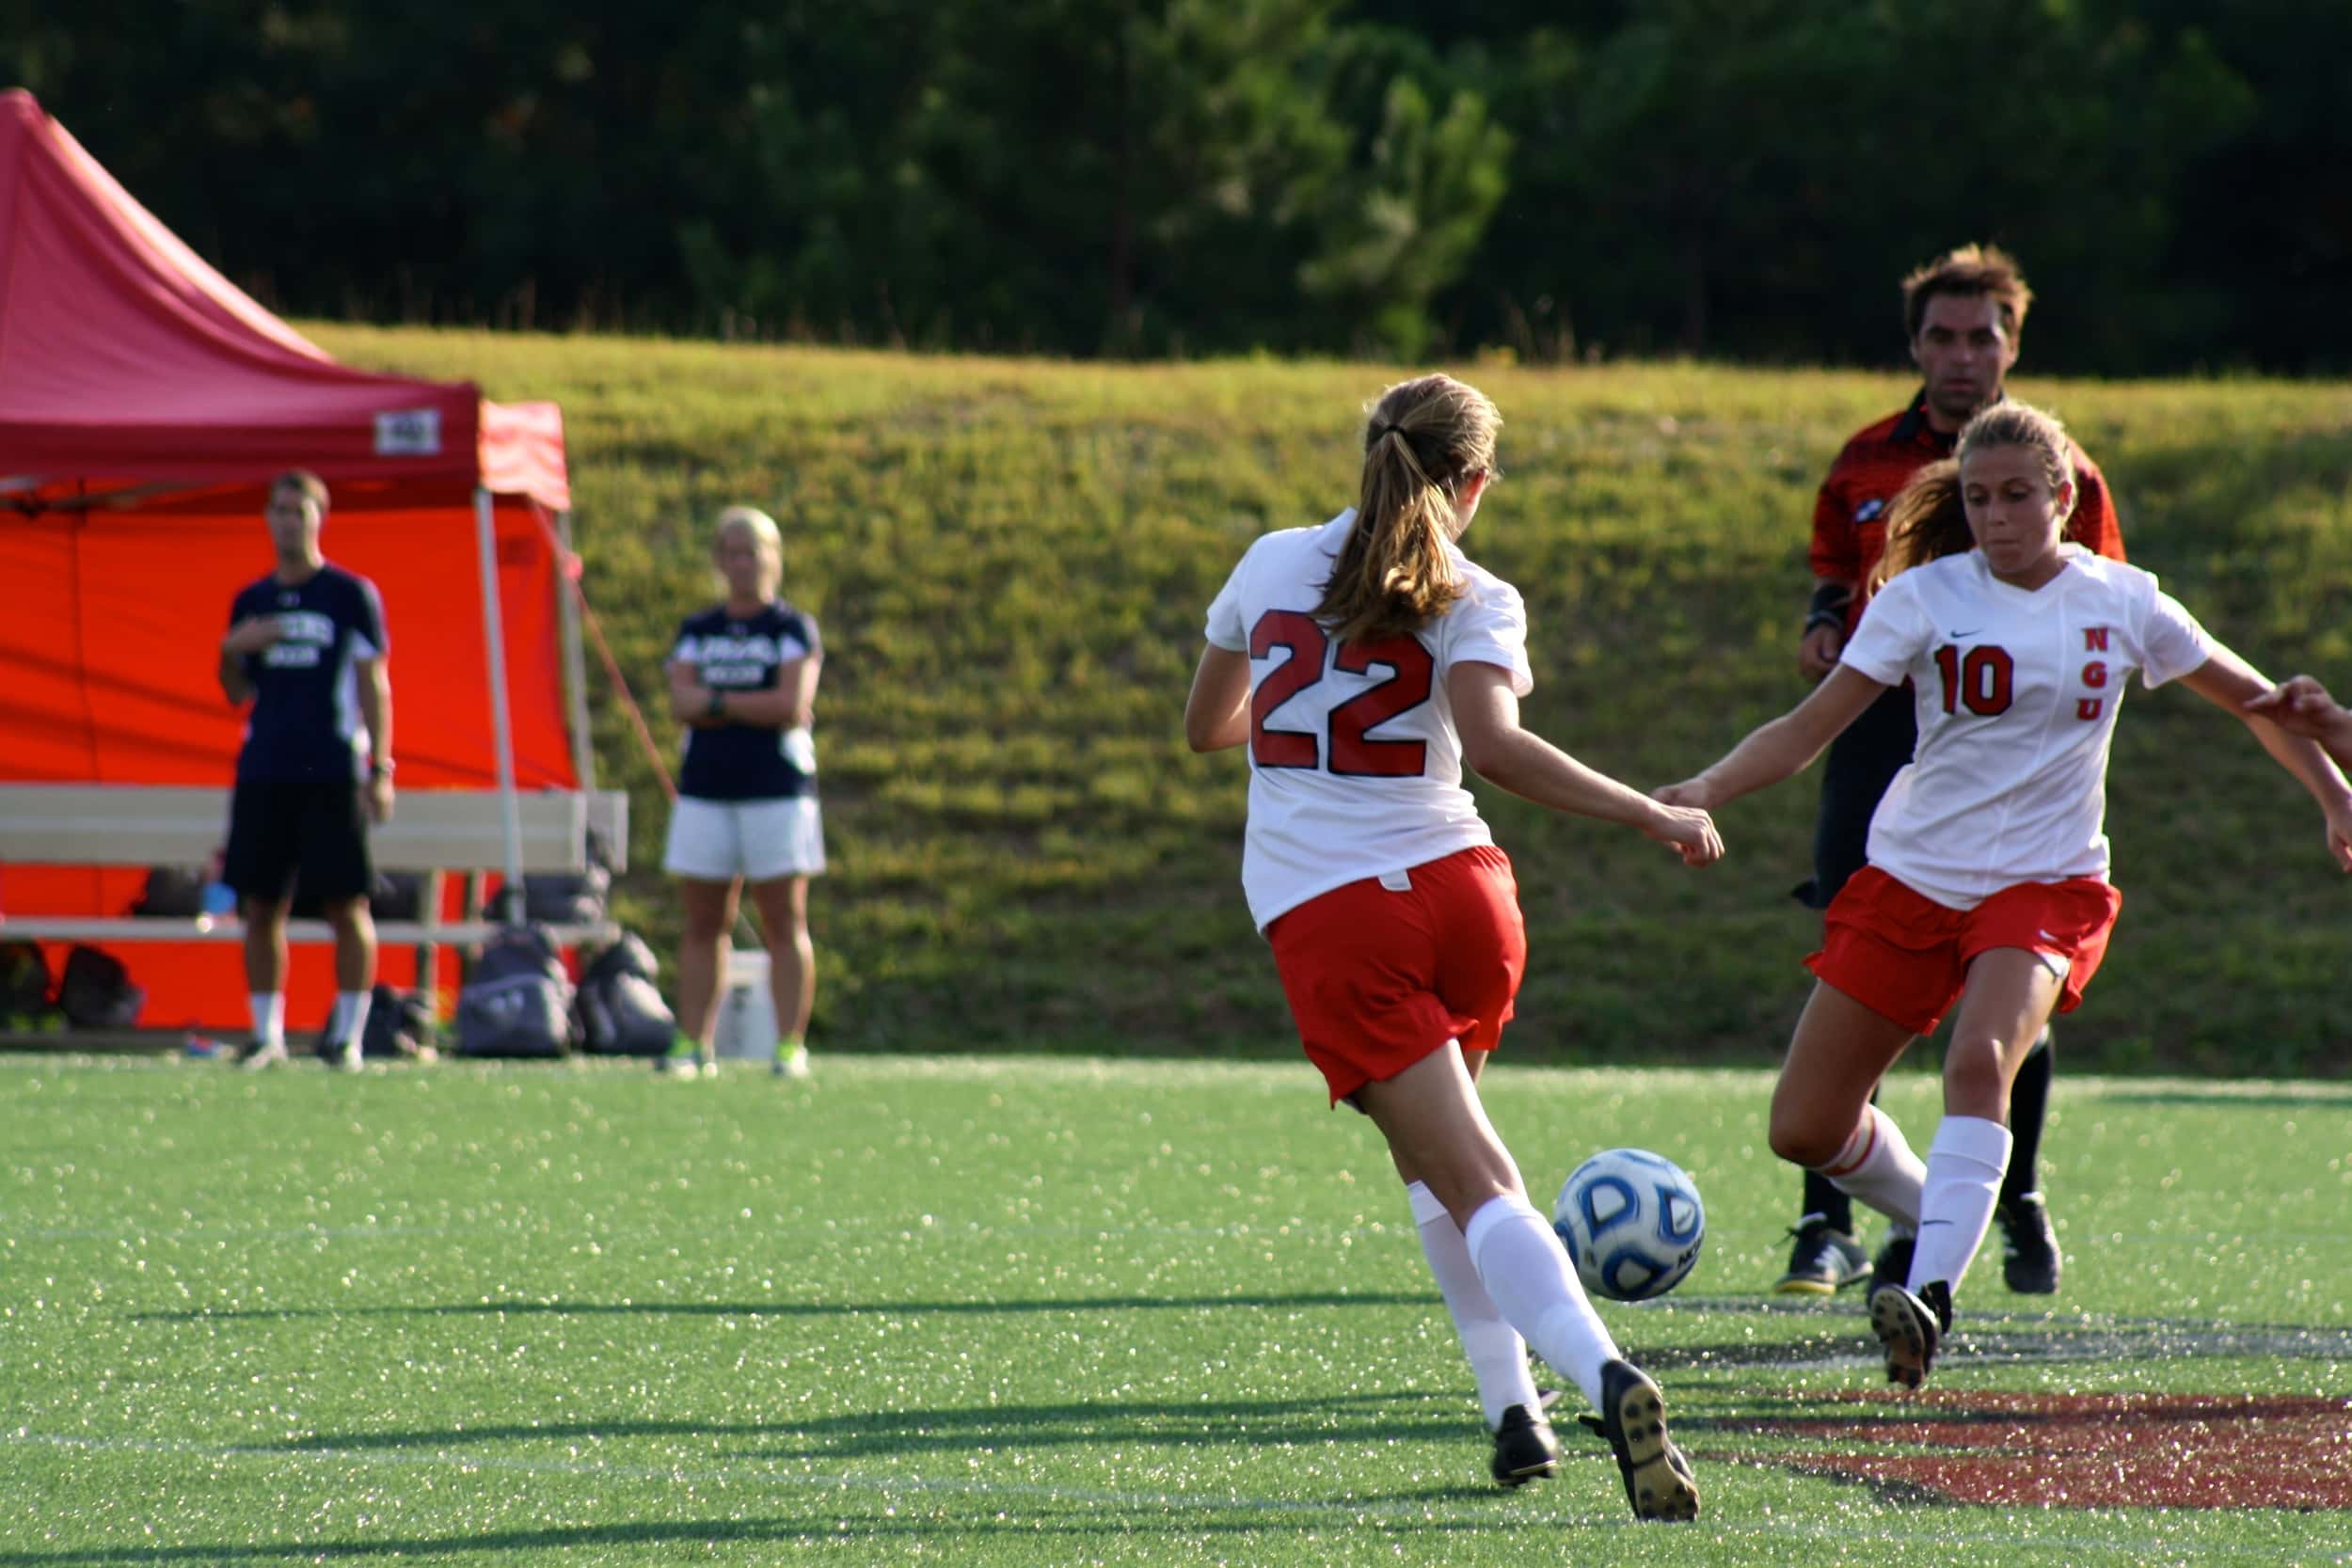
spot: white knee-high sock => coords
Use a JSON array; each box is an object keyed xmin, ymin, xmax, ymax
[
  {"xmin": 1815, "ymin": 1104, "xmax": 1926, "ymax": 1232},
  {"xmin": 1909, "ymin": 1116, "xmax": 2012, "ymax": 1295},
  {"xmin": 1408, "ymin": 1181, "xmax": 1541, "ymax": 1430},
  {"xmin": 329, "ymin": 990, "xmax": 373, "ymax": 1049},
  {"xmin": 1462, "ymin": 1193, "xmax": 1621, "ymax": 1409}
]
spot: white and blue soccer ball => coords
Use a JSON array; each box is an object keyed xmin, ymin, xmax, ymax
[{"xmin": 1552, "ymin": 1147, "xmax": 1706, "ymax": 1303}]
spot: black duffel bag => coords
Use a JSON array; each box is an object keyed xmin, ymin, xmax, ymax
[
  {"xmin": 453, "ymin": 926, "xmax": 576, "ymax": 1058},
  {"xmin": 576, "ymin": 932, "xmax": 675, "ymax": 1056}
]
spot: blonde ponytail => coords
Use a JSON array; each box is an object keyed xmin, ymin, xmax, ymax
[{"xmin": 1868, "ymin": 459, "xmax": 1970, "ymax": 594}]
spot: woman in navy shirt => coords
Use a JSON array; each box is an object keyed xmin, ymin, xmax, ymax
[{"xmin": 661, "ymin": 506, "xmax": 824, "ymax": 1076}]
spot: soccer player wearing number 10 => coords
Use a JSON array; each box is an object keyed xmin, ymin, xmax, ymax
[
  {"xmin": 1657, "ymin": 402, "xmax": 2352, "ymax": 1392},
  {"xmin": 1782, "ymin": 245, "xmax": 2126, "ymax": 1300},
  {"xmin": 1184, "ymin": 374, "xmax": 1717, "ymax": 1520}
]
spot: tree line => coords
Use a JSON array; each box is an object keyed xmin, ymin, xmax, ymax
[{"xmin": 8, "ymin": 0, "xmax": 2346, "ymax": 373}]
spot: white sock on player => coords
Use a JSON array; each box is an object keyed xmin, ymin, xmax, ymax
[
  {"xmin": 1462, "ymin": 1192, "xmax": 1620, "ymax": 1410},
  {"xmin": 1408, "ymin": 1180, "xmax": 1541, "ymax": 1429},
  {"xmin": 1909, "ymin": 1115, "xmax": 2013, "ymax": 1294},
  {"xmin": 328, "ymin": 990, "xmax": 373, "ymax": 1051},
  {"xmin": 1816, "ymin": 1103, "xmax": 1926, "ymax": 1231},
  {"xmin": 249, "ymin": 991, "xmax": 285, "ymax": 1047}
]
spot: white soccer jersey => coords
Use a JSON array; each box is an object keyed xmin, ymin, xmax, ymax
[
  {"xmin": 1204, "ymin": 511, "xmax": 1534, "ymax": 929},
  {"xmin": 1839, "ymin": 545, "xmax": 2215, "ymax": 909}
]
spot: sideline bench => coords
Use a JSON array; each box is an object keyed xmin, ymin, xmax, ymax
[{"xmin": 0, "ymin": 784, "xmax": 628, "ymax": 1022}]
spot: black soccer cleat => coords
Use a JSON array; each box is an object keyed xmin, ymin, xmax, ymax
[
  {"xmin": 1868, "ymin": 1278, "xmax": 1950, "ymax": 1391},
  {"xmin": 1773, "ymin": 1212, "xmax": 1871, "ymax": 1296},
  {"xmin": 1869, "ymin": 1230, "xmax": 1916, "ymax": 1296},
  {"xmin": 1597, "ymin": 1359, "xmax": 1699, "ymax": 1522},
  {"xmin": 1996, "ymin": 1192, "xmax": 2061, "ymax": 1294},
  {"xmin": 1488, "ymin": 1402, "xmax": 1562, "ymax": 1487}
]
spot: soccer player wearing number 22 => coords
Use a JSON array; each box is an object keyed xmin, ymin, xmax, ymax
[
  {"xmin": 1185, "ymin": 374, "xmax": 1716, "ymax": 1521},
  {"xmin": 1657, "ymin": 401, "xmax": 2352, "ymax": 1393}
]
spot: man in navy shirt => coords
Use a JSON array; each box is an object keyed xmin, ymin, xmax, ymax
[{"xmin": 216, "ymin": 471, "xmax": 394, "ymax": 1069}]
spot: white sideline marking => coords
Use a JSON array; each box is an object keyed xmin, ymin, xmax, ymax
[
  {"xmin": 9, "ymin": 1223, "xmax": 477, "ymax": 1242},
  {"xmin": 2, "ymin": 1430, "xmax": 2338, "ymax": 1560}
]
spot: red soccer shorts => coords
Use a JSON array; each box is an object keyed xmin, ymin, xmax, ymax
[
  {"xmin": 1264, "ymin": 844, "xmax": 1527, "ymax": 1106},
  {"xmin": 1807, "ymin": 864, "xmax": 2122, "ymax": 1037}
]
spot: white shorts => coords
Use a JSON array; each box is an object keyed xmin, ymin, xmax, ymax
[{"xmin": 663, "ymin": 795, "xmax": 826, "ymax": 882}]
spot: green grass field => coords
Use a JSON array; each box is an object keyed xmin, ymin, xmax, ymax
[
  {"xmin": 5, "ymin": 1052, "xmax": 2346, "ymax": 1565},
  {"xmin": 301, "ymin": 327, "xmax": 2352, "ymax": 1073}
]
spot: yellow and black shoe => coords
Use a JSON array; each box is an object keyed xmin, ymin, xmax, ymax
[
  {"xmin": 1773, "ymin": 1213, "xmax": 1870, "ymax": 1296},
  {"xmin": 1868, "ymin": 1278, "xmax": 1950, "ymax": 1390},
  {"xmin": 1597, "ymin": 1360, "xmax": 1698, "ymax": 1522}
]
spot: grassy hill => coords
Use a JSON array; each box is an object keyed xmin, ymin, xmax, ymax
[{"xmin": 310, "ymin": 326, "xmax": 2352, "ymax": 1074}]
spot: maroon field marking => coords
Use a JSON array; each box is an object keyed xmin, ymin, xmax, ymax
[{"xmin": 1741, "ymin": 1390, "xmax": 2352, "ymax": 1509}]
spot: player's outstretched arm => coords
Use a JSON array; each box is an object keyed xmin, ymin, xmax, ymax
[
  {"xmin": 2182, "ymin": 651, "xmax": 2352, "ymax": 872},
  {"xmin": 1655, "ymin": 666, "xmax": 1886, "ymax": 813},
  {"xmin": 2245, "ymin": 674, "xmax": 2352, "ymax": 768},
  {"xmin": 1450, "ymin": 661, "xmax": 1722, "ymax": 865},
  {"xmin": 1184, "ymin": 643, "xmax": 1252, "ymax": 753}
]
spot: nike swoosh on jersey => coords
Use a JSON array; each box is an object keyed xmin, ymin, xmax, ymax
[{"xmin": 1948, "ymin": 628, "xmax": 1981, "ymax": 637}]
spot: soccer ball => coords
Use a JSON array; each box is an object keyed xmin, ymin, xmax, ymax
[{"xmin": 1551, "ymin": 1147, "xmax": 1706, "ymax": 1303}]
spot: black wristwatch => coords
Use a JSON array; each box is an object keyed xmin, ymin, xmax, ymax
[
  {"xmin": 707, "ymin": 689, "xmax": 726, "ymax": 719},
  {"xmin": 1804, "ymin": 581, "xmax": 1852, "ymax": 635},
  {"xmin": 370, "ymin": 757, "xmax": 395, "ymax": 781}
]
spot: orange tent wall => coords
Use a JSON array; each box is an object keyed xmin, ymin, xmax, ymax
[{"xmin": 0, "ymin": 487, "xmax": 579, "ymax": 1033}]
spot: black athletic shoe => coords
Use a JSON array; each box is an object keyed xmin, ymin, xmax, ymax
[
  {"xmin": 1996, "ymin": 1192, "xmax": 2060, "ymax": 1294},
  {"xmin": 1870, "ymin": 1231, "xmax": 1916, "ymax": 1295},
  {"xmin": 1773, "ymin": 1212, "xmax": 1871, "ymax": 1296},
  {"xmin": 1489, "ymin": 1402, "xmax": 1562, "ymax": 1487},
  {"xmin": 1597, "ymin": 1359, "xmax": 1699, "ymax": 1522},
  {"xmin": 1867, "ymin": 1279, "xmax": 1950, "ymax": 1390}
]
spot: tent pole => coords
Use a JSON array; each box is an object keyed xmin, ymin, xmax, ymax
[
  {"xmin": 554, "ymin": 508, "xmax": 596, "ymax": 790},
  {"xmin": 473, "ymin": 485, "xmax": 527, "ymax": 915}
]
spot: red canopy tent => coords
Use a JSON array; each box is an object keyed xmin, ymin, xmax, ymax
[{"xmin": 0, "ymin": 88, "xmax": 592, "ymax": 1032}]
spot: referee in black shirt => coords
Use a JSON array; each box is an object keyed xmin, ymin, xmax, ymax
[{"xmin": 216, "ymin": 471, "xmax": 394, "ymax": 1069}]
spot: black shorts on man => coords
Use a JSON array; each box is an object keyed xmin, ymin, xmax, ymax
[{"xmin": 222, "ymin": 779, "xmax": 373, "ymax": 902}]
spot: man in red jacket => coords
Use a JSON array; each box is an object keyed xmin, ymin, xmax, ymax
[{"xmin": 1776, "ymin": 245, "xmax": 2124, "ymax": 1300}]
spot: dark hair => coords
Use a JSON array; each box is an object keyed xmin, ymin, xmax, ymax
[
  {"xmin": 1901, "ymin": 244, "xmax": 2033, "ymax": 343},
  {"xmin": 269, "ymin": 469, "xmax": 329, "ymax": 511},
  {"xmin": 1313, "ymin": 375, "xmax": 1500, "ymax": 645}
]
